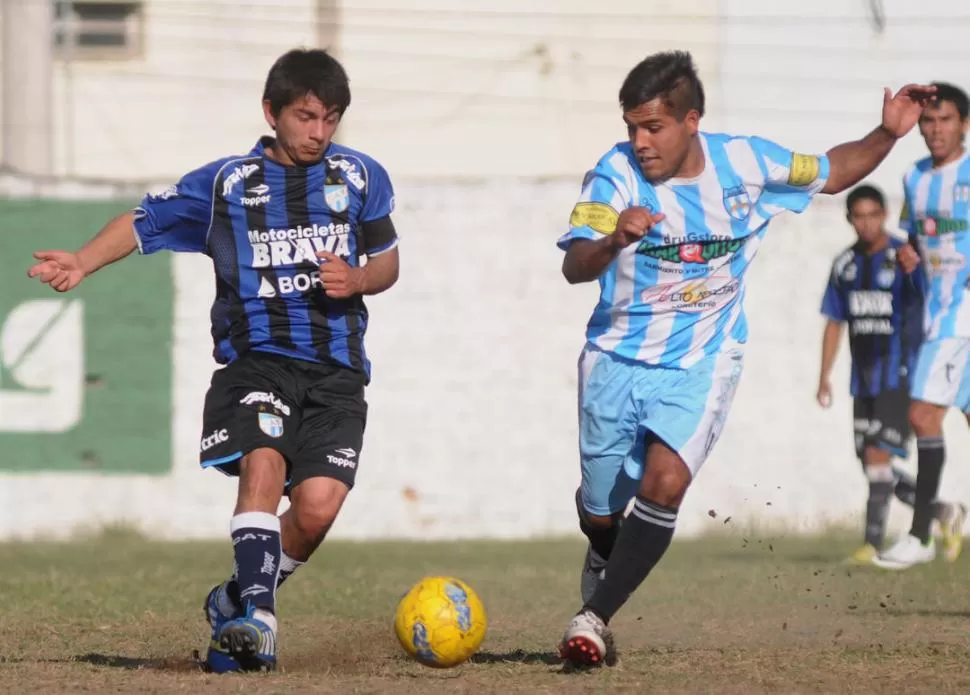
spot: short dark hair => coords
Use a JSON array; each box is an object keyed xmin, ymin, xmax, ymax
[
  {"xmin": 263, "ymin": 49, "xmax": 351, "ymax": 117},
  {"xmin": 846, "ymin": 184, "xmax": 886, "ymax": 215},
  {"xmin": 619, "ymin": 51, "xmax": 705, "ymax": 119},
  {"xmin": 930, "ymin": 81, "xmax": 969, "ymax": 120}
]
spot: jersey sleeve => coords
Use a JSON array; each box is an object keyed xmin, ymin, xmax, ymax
[
  {"xmin": 132, "ymin": 163, "xmax": 217, "ymax": 254},
  {"xmin": 557, "ymin": 167, "xmax": 633, "ymax": 251},
  {"xmin": 359, "ymin": 159, "xmax": 398, "ymax": 256},
  {"xmin": 360, "ymin": 160, "xmax": 395, "ymax": 224},
  {"xmin": 748, "ymin": 136, "xmax": 830, "ymax": 216},
  {"xmin": 820, "ymin": 264, "xmax": 846, "ymax": 321}
]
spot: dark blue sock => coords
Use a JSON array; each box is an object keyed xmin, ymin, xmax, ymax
[{"xmin": 230, "ymin": 512, "xmax": 281, "ymax": 616}]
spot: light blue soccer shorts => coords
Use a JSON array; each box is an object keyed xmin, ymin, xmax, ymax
[
  {"xmin": 577, "ymin": 344, "xmax": 745, "ymax": 517},
  {"xmin": 910, "ymin": 337, "xmax": 970, "ymax": 412}
]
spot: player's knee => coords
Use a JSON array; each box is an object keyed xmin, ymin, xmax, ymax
[
  {"xmin": 236, "ymin": 448, "xmax": 287, "ymax": 511},
  {"xmin": 583, "ymin": 513, "xmax": 615, "ymax": 530},
  {"xmin": 862, "ymin": 446, "xmax": 891, "ymax": 468},
  {"xmin": 909, "ymin": 401, "xmax": 943, "ymax": 436},
  {"xmin": 639, "ymin": 462, "xmax": 691, "ymax": 508},
  {"xmin": 290, "ymin": 478, "xmax": 349, "ymax": 542}
]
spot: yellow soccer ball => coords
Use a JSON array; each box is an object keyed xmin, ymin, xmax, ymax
[{"xmin": 393, "ymin": 576, "xmax": 487, "ymax": 668}]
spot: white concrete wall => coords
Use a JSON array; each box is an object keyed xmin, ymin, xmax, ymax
[
  {"xmin": 49, "ymin": 0, "xmax": 317, "ymax": 179},
  {"xmin": 719, "ymin": 0, "xmax": 970, "ymax": 200},
  {"xmin": 3, "ymin": 180, "xmax": 970, "ymax": 541},
  {"xmin": 10, "ymin": 0, "xmax": 966, "ymax": 182}
]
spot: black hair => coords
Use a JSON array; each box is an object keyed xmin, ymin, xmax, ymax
[
  {"xmin": 619, "ymin": 50, "xmax": 705, "ymax": 119},
  {"xmin": 263, "ymin": 49, "xmax": 351, "ymax": 117},
  {"xmin": 929, "ymin": 81, "xmax": 969, "ymax": 120},
  {"xmin": 845, "ymin": 184, "xmax": 886, "ymax": 215}
]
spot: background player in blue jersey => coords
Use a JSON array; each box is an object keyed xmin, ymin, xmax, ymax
[
  {"xmin": 26, "ymin": 49, "xmax": 400, "ymax": 672},
  {"xmin": 555, "ymin": 51, "xmax": 934, "ymax": 667},
  {"xmin": 817, "ymin": 184, "xmax": 965, "ymax": 565},
  {"xmin": 876, "ymin": 83, "xmax": 970, "ymax": 570}
]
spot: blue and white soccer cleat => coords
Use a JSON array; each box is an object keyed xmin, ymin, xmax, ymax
[
  {"xmin": 203, "ymin": 582, "xmax": 244, "ymax": 673},
  {"xmin": 215, "ymin": 609, "xmax": 278, "ymax": 672}
]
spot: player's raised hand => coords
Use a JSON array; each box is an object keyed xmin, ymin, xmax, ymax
[
  {"xmin": 881, "ymin": 84, "xmax": 937, "ymax": 139},
  {"xmin": 897, "ymin": 243, "xmax": 921, "ymax": 274},
  {"xmin": 316, "ymin": 250, "xmax": 362, "ymax": 298},
  {"xmin": 816, "ymin": 378, "xmax": 833, "ymax": 409},
  {"xmin": 26, "ymin": 250, "xmax": 86, "ymax": 293},
  {"xmin": 612, "ymin": 207, "xmax": 666, "ymax": 249}
]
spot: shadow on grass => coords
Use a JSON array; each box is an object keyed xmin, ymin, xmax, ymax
[
  {"xmin": 71, "ymin": 652, "xmax": 203, "ymax": 672},
  {"xmin": 470, "ymin": 649, "xmax": 562, "ymax": 666}
]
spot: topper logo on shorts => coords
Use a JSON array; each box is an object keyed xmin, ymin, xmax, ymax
[
  {"xmin": 326, "ymin": 447, "xmax": 357, "ymax": 468},
  {"xmin": 239, "ymin": 391, "xmax": 291, "ymax": 416}
]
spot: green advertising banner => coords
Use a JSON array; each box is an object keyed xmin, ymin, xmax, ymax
[{"xmin": 0, "ymin": 200, "xmax": 173, "ymax": 474}]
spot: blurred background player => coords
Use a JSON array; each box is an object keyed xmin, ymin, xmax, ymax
[
  {"xmin": 26, "ymin": 49, "xmax": 400, "ymax": 671},
  {"xmin": 876, "ymin": 82, "xmax": 970, "ymax": 570},
  {"xmin": 555, "ymin": 50, "xmax": 934, "ymax": 667},
  {"xmin": 816, "ymin": 184, "xmax": 966, "ymax": 565}
]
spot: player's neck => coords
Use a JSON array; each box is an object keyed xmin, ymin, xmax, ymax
[
  {"xmin": 860, "ymin": 234, "xmax": 889, "ymax": 256},
  {"xmin": 672, "ymin": 138, "xmax": 706, "ymax": 180},
  {"xmin": 264, "ymin": 140, "xmax": 295, "ymax": 167},
  {"xmin": 931, "ymin": 145, "xmax": 966, "ymax": 169}
]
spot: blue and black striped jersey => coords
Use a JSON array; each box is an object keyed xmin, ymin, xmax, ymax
[
  {"xmin": 820, "ymin": 238, "xmax": 924, "ymax": 397},
  {"xmin": 133, "ymin": 137, "xmax": 397, "ymax": 379}
]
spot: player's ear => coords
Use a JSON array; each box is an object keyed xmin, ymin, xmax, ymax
[
  {"xmin": 684, "ymin": 109, "xmax": 700, "ymax": 136},
  {"xmin": 262, "ymin": 100, "xmax": 278, "ymax": 131}
]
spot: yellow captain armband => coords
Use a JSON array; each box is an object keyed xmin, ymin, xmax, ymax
[{"xmin": 569, "ymin": 202, "xmax": 619, "ymax": 234}]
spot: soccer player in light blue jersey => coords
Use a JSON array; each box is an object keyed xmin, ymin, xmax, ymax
[
  {"xmin": 554, "ymin": 51, "xmax": 934, "ymax": 667},
  {"xmin": 874, "ymin": 83, "xmax": 970, "ymax": 570}
]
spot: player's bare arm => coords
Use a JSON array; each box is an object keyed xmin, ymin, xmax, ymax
[
  {"xmin": 317, "ymin": 247, "xmax": 399, "ymax": 299},
  {"xmin": 817, "ymin": 319, "xmax": 844, "ymax": 409},
  {"xmin": 562, "ymin": 207, "xmax": 666, "ymax": 284},
  {"xmin": 822, "ymin": 85, "xmax": 936, "ymax": 194},
  {"xmin": 26, "ymin": 210, "xmax": 138, "ymax": 292}
]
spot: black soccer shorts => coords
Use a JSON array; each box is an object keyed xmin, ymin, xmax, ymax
[
  {"xmin": 852, "ymin": 387, "xmax": 910, "ymax": 460},
  {"xmin": 198, "ymin": 351, "xmax": 367, "ymax": 491}
]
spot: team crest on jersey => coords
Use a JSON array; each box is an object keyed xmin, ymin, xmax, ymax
[
  {"xmin": 324, "ymin": 184, "xmax": 350, "ymax": 213},
  {"xmin": 877, "ymin": 253, "xmax": 896, "ymax": 288},
  {"xmin": 258, "ymin": 412, "xmax": 284, "ymax": 438},
  {"xmin": 722, "ymin": 186, "xmax": 751, "ymax": 221},
  {"xmin": 955, "ymin": 182, "xmax": 970, "ymax": 203},
  {"xmin": 877, "ymin": 268, "xmax": 895, "ymax": 289}
]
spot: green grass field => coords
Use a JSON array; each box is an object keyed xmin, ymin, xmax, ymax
[{"xmin": 1, "ymin": 529, "xmax": 968, "ymax": 694}]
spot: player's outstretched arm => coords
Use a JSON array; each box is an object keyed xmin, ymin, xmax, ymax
[
  {"xmin": 822, "ymin": 85, "xmax": 936, "ymax": 194},
  {"xmin": 562, "ymin": 207, "xmax": 665, "ymax": 284},
  {"xmin": 27, "ymin": 211, "xmax": 138, "ymax": 292}
]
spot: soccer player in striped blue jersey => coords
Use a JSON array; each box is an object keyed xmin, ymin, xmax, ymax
[
  {"xmin": 27, "ymin": 50, "xmax": 400, "ymax": 672},
  {"xmin": 874, "ymin": 82, "xmax": 970, "ymax": 570},
  {"xmin": 817, "ymin": 184, "xmax": 964, "ymax": 566},
  {"xmin": 555, "ymin": 51, "xmax": 934, "ymax": 667}
]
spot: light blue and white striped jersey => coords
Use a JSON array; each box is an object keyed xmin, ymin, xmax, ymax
[
  {"xmin": 900, "ymin": 151, "xmax": 970, "ymax": 339},
  {"xmin": 558, "ymin": 133, "xmax": 830, "ymax": 368}
]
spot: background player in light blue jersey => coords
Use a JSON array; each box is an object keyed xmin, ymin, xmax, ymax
[
  {"xmin": 875, "ymin": 83, "xmax": 970, "ymax": 570},
  {"xmin": 555, "ymin": 51, "xmax": 934, "ymax": 667}
]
